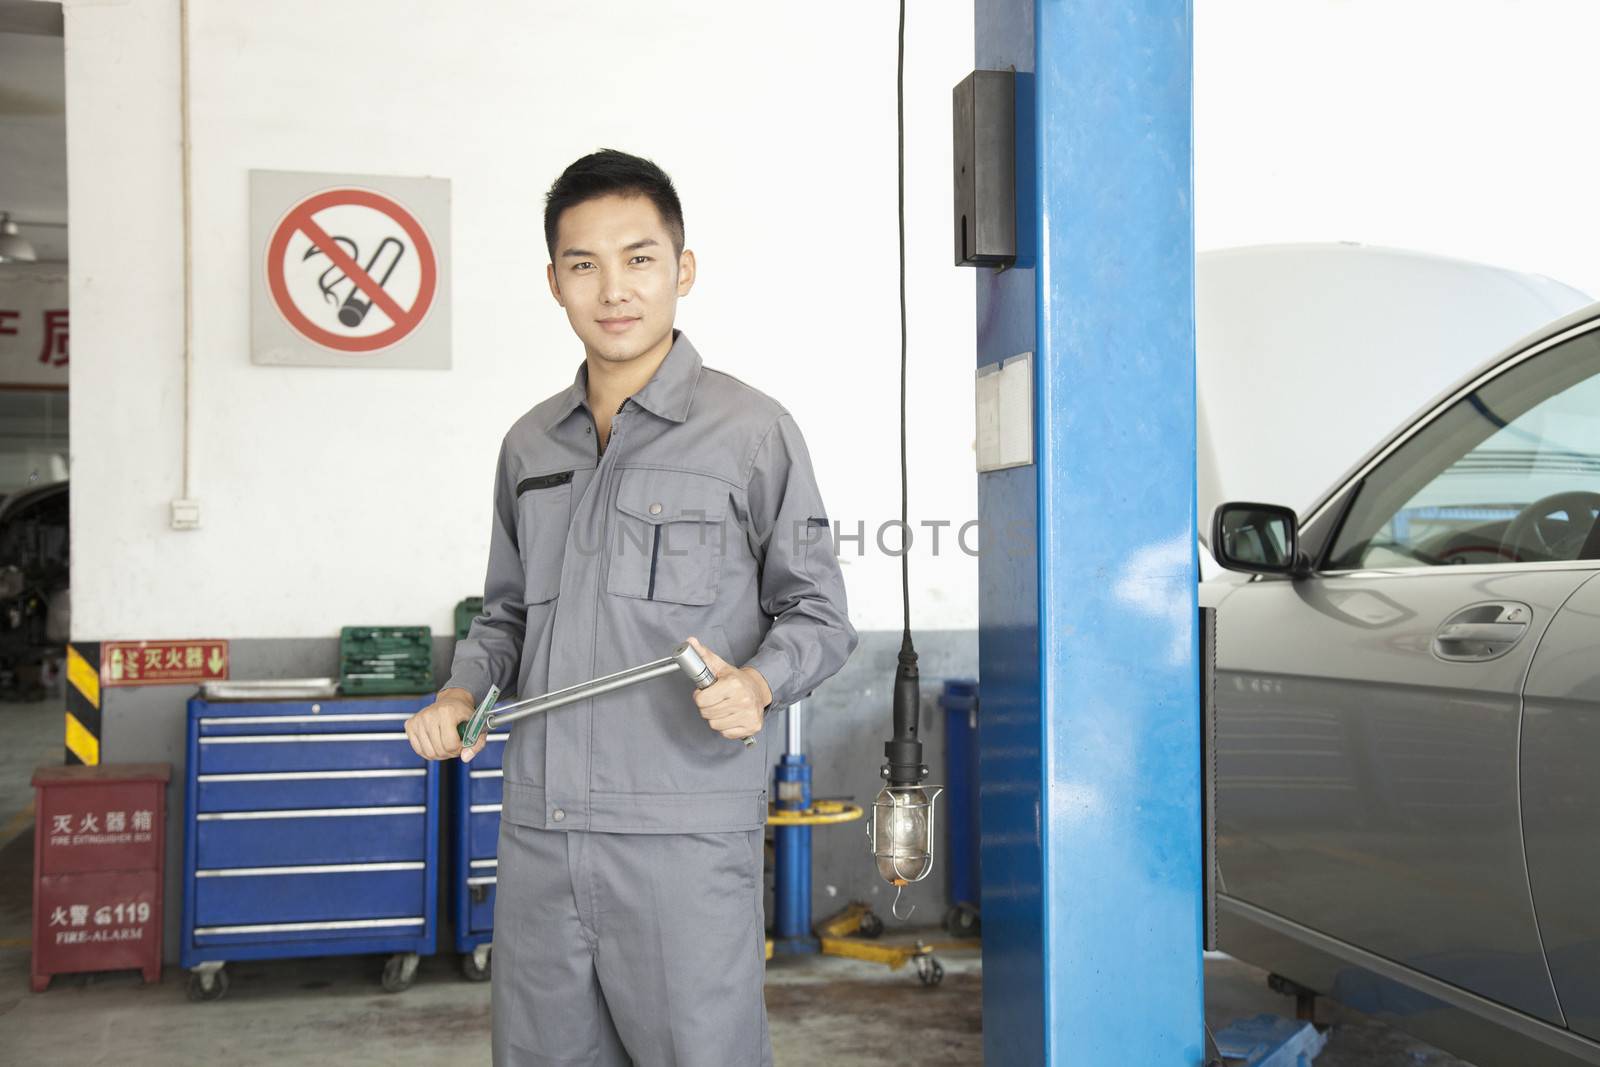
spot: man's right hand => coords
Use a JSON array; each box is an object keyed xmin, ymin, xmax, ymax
[{"xmin": 405, "ymin": 688, "xmax": 487, "ymax": 763}]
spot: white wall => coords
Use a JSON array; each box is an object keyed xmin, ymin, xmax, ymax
[
  {"xmin": 67, "ymin": 1, "xmax": 979, "ymax": 640},
  {"xmin": 69, "ymin": 0, "xmax": 1600, "ymax": 643},
  {"xmin": 1196, "ymin": 0, "xmax": 1600, "ymax": 297}
]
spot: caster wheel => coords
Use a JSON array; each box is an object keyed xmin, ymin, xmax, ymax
[
  {"xmin": 857, "ymin": 910, "xmax": 884, "ymax": 940},
  {"xmin": 943, "ymin": 903, "xmax": 980, "ymax": 938},
  {"xmin": 382, "ymin": 952, "xmax": 420, "ymax": 993},
  {"xmin": 461, "ymin": 946, "xmax": 491, "ymax": 982},
  {"xmin": 186, "ymin": 968, "xmax": 229, "ymax": 1003},
  {"xmin": 916, "ymin": 956, "xmax": 944, "ymax": 987}
]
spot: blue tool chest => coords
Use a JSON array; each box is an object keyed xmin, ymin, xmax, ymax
[
  {"xmin": 450, "ymin": 727, "xmax": 507, "ymax": 980},
  {"xmin": 180, "ymin": 694, "xmax": 438, "ymax": 999}
]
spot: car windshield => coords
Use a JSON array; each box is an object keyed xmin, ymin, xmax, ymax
[{"xmin": 1328, "ymin": 323, "xmax": 1600, "ymax": 570}]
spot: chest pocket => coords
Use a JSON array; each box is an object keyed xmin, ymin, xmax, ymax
[
  {"xmin": 517, "ymin": 471, "xmax": 574, "ymax": 604},
  {"xmin": 607, "ymin": 468, "xmax": 728, "ymax": 607}
]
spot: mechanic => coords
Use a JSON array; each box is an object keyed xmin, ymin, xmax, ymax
[{"xmin": 404, "ymin": 149, "xmax": 857, "ymax": 1067}]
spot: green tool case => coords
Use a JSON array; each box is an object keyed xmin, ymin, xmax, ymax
[
  {"xmin": 454, "ymin": 597, "xmax": 484, "ymax": 641},
  {"xmin": 339, "ymin": 625, "xmax": 433, "ymax": 695}
]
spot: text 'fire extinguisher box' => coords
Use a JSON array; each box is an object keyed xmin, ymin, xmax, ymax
[{"xmin": 31, "ymin": 763, "xmax": 171, "ymax": 992}]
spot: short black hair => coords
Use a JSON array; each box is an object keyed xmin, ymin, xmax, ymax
[{"xmin": 543, "ymin": 149, "xmax": 685, "ymax": 261}]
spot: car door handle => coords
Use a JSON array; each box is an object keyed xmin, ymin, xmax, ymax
[
  {"xmin": 1436, "ymin": 622, "xmax": 1527, "ymax": 644},
  {"xmin": 1432, "ymin": 602, "xmax": 1532, "ymax": 662}
]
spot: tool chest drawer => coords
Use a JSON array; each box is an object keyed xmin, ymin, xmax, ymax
[
  {"xmin": 473, "ymin": 733, "xmax": 508, "ymax": 770},
  {"xmin": 181, "ymin": 694, "xmax": 439, "ymax": 986},
  {"xmin": 197, "ymin": 734, "xmax": 420, "ymax": 774},
  {"xmin": 193, "ymin": 864, "xmax": 426, "ymax": 927},
  {"xmin": 197, "ymin": 708, "xmax": 417, "ymax": 736},
  {"xmin": 195, "ymin": 699, "xmax": 422, "ymax": 775},
  {"xmin": 468, "ymin": 767, "xmax": 504, "ymax": 806},
  {"xmin": 197, "ymin": 769, "xmax": 427, "ymax": 812},
  {"xmin": 469, "ymin": 807, "xmax": 502, "ymax": 856},
  {"xmin": 467, "ymin": 874, "xmax": 497, "ymax": 933},
  {"xmin": 196, "ymin": 808, "xmax": 428, "ymax": 867}
]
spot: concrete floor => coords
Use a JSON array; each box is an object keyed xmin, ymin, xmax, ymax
[{"xmin": 0, "ymin": 695, "xmax": 1474, "ymax": 1064}]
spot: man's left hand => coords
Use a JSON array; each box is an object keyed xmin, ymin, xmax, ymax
[{"xmin": 686, "ymin": 636, "xmax": 771, "ymax": 742}]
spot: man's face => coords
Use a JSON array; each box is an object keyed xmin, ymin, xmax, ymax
[{"xmin": 546, "ymin": 193, "xmax": 695, "ymax": 365}]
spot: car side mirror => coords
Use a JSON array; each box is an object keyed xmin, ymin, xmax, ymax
[{"xmin": 1212, "ymin": 502, "xmax": 1304, "ymax": 577}]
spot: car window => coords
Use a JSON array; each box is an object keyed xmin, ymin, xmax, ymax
[{"xmin": 1328, "ymin": 325, "xmax": 1600, "ymax": 570}]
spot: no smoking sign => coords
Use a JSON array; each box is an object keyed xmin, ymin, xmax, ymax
[{"xmin": 252, "ymin": 171, "xmax": 451, "ymax": 368}]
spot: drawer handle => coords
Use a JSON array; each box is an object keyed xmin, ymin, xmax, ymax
[
  {"xmin": 195, "ymin": 917, "xmax": 424, "ymax": 936},
  {"xmin": 197, "ymin": 806, "xmax": 425, "ymax": 821},
  {"xmin": 196, "ymin": 862, "xmax": 426, "ymax": 878},
  {"xmin": 198, "ymin": 770, "xmax": 426, "ymax": 782},
  {"xmin": 200, "ymin": 733, "xmax": 411, "ymax": 744},
  {"xmin": 200, "ymin": 714, "xmax": 413, "ymax": 726}
]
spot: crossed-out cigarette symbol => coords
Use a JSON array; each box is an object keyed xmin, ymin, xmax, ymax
[
  {"xmin": 303, "ymin": 235, "xmax": 406, "ymax": 328},
  {"xmin": 266, "ymin": 188, "xmax": 438, "ymax": 353}
]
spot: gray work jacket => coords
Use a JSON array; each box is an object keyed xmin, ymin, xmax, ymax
[{"xmin": 446, "ymin": 331, "xmax": 857, "ymax": 834}]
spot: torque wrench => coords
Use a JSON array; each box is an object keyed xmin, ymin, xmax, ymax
[{"xmin": 456, "ymin": 642, "xmax": 754, "ymax": 748}]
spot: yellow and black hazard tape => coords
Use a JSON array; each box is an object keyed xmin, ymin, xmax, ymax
[{"xmin": 64, "ymin": 642, "xmax": 101, "ymax": 766}]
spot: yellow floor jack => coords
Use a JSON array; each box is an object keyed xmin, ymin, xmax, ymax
[{"xmin": 763, "ymin": 703, "xmax": 946, "ymax": 986}]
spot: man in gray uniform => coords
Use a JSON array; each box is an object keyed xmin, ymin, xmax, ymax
[{"xmin": 404, "ymin": 149, "xmax": 857, "ymax": 1066}]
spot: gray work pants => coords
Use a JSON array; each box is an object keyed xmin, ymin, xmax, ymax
[{"xmin": 491, "ymin": 822, "xmax": 772, "ymax": 1067}]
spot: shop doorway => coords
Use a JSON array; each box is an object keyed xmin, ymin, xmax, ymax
[{"xmin": 0, "ymin": 2, "xmax": 69, "ymax": 701}]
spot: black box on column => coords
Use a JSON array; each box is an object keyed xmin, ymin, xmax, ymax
[{"xmin": 952, "ymin": 69, "xmax": 1016, "ymax": 267}]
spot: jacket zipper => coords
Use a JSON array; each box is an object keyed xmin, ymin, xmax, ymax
[
  {"xmin": 517, "ymin": 470, "xmax": 575, "ymax": 495},
  {"xmin": 579, "ymin": 403, "xmax": 627, "ymax": 826},
  {"xmin": 647, "ymin": 525, "xmax": 661, "ymax": 600}
]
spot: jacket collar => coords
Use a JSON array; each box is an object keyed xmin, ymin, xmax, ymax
[{"xmin": 546, "ymin": 329, "xmax": 702, "ymax": 431}]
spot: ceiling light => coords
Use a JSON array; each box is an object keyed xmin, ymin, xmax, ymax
[{"xmin": 0, "ymin": 215, "xmax": 38, "ymax": 263}]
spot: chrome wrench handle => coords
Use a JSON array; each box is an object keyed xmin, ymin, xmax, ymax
[{"xmin": 456, "ymin": 642, "xmax": 753, "ymax": 747}]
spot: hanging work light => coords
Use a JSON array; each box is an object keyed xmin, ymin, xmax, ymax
[
  {"xmin": 868, "ymin": 639, "xmax": 943, "ymax": 914},
  {"xmin": 867, "ymin": 0, "xmax": 942, "ymax": 917}
]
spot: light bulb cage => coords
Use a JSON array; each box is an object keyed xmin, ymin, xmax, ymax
[{"xmin": 867, "ymin": 783, "xmax": 944, "ymax": 886}]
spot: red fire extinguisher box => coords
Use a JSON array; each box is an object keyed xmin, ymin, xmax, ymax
[{"xmin": 31, "ymin": 763, "xmax": 171, "ymax": 992}]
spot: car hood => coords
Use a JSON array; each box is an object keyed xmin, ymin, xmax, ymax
[{"xmin": 1198, "ymin": 243, "xmax": 1593, "ymax": 530}]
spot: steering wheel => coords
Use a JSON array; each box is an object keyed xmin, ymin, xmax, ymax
[{"xmin": 1500, "ymin": 491, "xmax": 1600, "ymax": 563}]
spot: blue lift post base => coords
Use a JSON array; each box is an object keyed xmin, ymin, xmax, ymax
[
  {"xmin": 767, "ymin": 901, "xmax": 946, "ymax": 987},
  {"xmin": 811, "ymin": 901, "xmax": 883, "ymax": 943},
  {"xmin": 1211, "ymin": 1015, "xmax": 1328, "ymax": 1067}
]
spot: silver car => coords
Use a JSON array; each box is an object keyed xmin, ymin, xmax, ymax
[{"xmin": 1210, "ymin": 303, "xmax": 1600, "ymax": 1067}]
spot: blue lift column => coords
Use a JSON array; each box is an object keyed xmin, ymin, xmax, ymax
[
  {"xmin": 973, "ymin": 2, "xmax": 1202, "ymax": 1064},
  {"xmin": 771, "ymin": 702, "xmax": 814, "ymax": 953}
]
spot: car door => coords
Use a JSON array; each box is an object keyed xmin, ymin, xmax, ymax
[
  {"xmin": 1521, "ymin": 554, "xmax": 1600, "ymax": 1039},
  {"xmin": 1217, "ymin": 316, "xmax": 1600, "ymax": 1023}
]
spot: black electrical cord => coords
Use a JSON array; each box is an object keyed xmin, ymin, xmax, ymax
[
  {"xmin": 883, "ymin": 0, "xmax": 924, "ymax": 790},
  {"xmin": 898, "ymin": 0, "xmax": 910, "ymax": 641}
]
